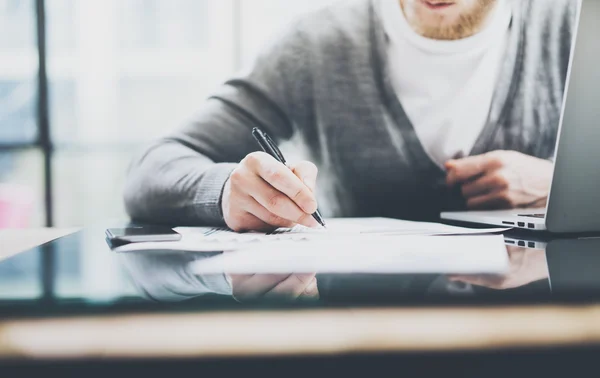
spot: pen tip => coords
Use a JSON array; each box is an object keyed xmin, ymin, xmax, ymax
[{"xmin": 313, "ymin": 211, "xmax": 326, "ymax": 228}]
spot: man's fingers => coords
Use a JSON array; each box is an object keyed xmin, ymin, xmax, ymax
[
  {"xmin": 291, "ymin": 161, "xmax": 318, "ymax": 192},
  {"xmin": 241, "ymin": 195, "xmax": 298, "ymax": 229},
  {"xmin": 446, "ymin": 155, "xmax": 488, "ymax": 186},
  {"xmin": 246, "ymin": 153, "xmax": 318, "ymax": 214},
  {"xmin": 461, "ymin": 172, "xmax": 509, "ymax": 198},
  {"xmin": 466, "ymin": 190, "xmax": 515, "ymax": 210},
  {"xmin": 245, "ymin": 174, "xmax": 318, "ymax": 228},
  {"xmin": 446, "ymin": 153, "xmax": 503, "ymax": 186},
  {"xmin": 227, "ymin": 211, "xmax": 273, "ymax": 233},
  {"xmin": 229, "ymin": 153, "xmax": 321, "ymax": 232}
]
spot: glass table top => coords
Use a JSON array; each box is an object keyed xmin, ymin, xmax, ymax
[{"xmin": 2, "ymin": 226, "xmax": 600, "ymax": 318}]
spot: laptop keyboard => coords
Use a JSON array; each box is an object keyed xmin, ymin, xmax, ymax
[{"xmin": 518, "ymin": 214, "xmax": 546, "ymax": 219}]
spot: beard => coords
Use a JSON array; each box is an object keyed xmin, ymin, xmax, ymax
[{"xmin": 401, "ymin": 0, "xmax": 498, "ymax": 40}]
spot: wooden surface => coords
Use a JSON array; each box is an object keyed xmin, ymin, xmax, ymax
[
  {"xmin": 1, "ymin": 305, "xmax": 600, "ymax": 359},
  {"xmin": 0, "ymin": 228, "xmax": 80, "ymax": 262}
]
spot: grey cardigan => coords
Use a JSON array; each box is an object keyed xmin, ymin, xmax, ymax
[{"xmin": 124, "ymin": 0, "xmax": 578, "ymax": 226}]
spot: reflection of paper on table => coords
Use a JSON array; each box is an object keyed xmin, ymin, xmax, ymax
[
  {"xmin": 113, "ymin": 218, "xmax": 509, "ymax": 253},
  {"xmin": 188, "ymin": 235, "xmax": 509, "ymax": 275}
]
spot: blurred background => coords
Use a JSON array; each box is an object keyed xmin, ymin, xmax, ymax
[{"xmin": 0, "ymin": 0, "xmax": 335, "ymax": 230}]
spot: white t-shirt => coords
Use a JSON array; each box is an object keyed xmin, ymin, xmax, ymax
[{"xmin": 378, "ymin": 0, "xmax": 512, "ymax": 166}]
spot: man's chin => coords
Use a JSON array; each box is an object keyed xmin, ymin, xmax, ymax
[
  {"xmin": 407, "ymin": 9, "xmax": 479, "ymax": 40},
  {"xmin": 407, "ymin": 7, "xmax": 463, "ymax": 37},
  {"xmin": 419, "ymin": 24, "xmax": 466, "ymax": 40},
  {"xmin": 408, "ymin": 17, "xmax": 466, "ymax": 40}
]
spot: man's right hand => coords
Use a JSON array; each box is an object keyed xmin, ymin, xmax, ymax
[{"xmin": 221, "ymin": 152, "xmax": 320, "ymax": 232}]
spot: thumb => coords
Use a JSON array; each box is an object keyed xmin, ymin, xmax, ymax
[{"xmin": 291, "ymin": 161, "xmax": 318, "ymax": 192}]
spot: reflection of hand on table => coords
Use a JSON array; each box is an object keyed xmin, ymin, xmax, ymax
[
  {"xmin": 231, "ymin": 273, "xmax": 319, "ymax": 302},
  {"xmin": 448, "ymin": 246, "xmax": 549, "ymax": 290}
]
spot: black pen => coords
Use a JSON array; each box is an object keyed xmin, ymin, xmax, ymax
[{"xmin": 251, "ymin": 128, "xmax": 327, "ymax": 228}]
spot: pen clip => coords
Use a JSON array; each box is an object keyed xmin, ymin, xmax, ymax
[
  {"xmin": 265, "ymin": 133, "xmax": 287, "ymax": 164},
  {"xmin": 253, "ymin": 128, "xmax": 275, "ymax": 156}
]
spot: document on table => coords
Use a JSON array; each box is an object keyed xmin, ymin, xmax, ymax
[
  {"xmin": 112, "ymin": 218, "xmax": 509, "ymax": 253},
  {"xmin": 188, "ymin": 235, "xmax": 510, "ymax": 275}
]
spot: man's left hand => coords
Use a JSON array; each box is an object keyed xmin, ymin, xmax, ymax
[{"xmin": 445, "ymin": 151, "xmax": 553, "ymax": 210}]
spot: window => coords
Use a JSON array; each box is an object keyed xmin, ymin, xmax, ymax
[{"xmin": 0, "ymin": 0, "xmax": 334, "ymax": 229}]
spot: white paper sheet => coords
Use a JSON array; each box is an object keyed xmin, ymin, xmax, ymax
[
  {"xmin": 188, "ymin": 235, "xmax": 509, "ymax": 275},
  {"xmin": 112, "ymin": 218, "xmax": 509, "ymax": 253}
]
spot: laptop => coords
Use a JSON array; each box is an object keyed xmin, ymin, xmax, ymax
[{"xmin": 442, "ymin": 0, "xmax": 600, "ymax": 234}]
